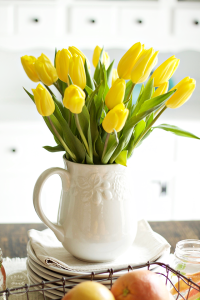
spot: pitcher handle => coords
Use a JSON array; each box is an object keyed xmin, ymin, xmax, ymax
[{"xmin": 33, "ymin": 167, "xmax": 70, "ymax": 244}]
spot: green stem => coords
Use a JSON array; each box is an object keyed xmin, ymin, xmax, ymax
[
  {"xmin": 154, "ymin": 104, "xmax": 165, "ymax": 116},
  {"xmin": 133, "ymin": 106, "xmax": 167, "ymax": 150},
  {"xmin": 53, "ymin": 82, "xmax": 64, "ymax": 97},
  {"xmin": 124, "ymin": 83, "xmax": 135, "ymax": 104},
  {"xmin": 101, "ymin": 133, "xmax": 110, "ymax": 161},
  {"xmin": 74, "ymin": 114, "xmax": 90, "ymax": 155},
  {"xmin": 47, "ymin": 116, "xmax": 77, "ymax": 161},
  {"xmin": 44, "ymin": 85, "xmax": 54, "ymax": 96}
]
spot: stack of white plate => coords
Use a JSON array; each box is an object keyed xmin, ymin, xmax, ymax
[{"xmin": 26, "ymin": 240, "xmax": 170, "ymax": 299}]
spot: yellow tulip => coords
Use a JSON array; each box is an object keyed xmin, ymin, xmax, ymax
[
  {"xmin": 63, "ymin": 84, "xmax": 86, "ymax": 114},
  {"xmin": 152, "ymin": 82, "xmax": 169, "ymax": 98},
  {"xmin": 117, "ymin": 42, "xmax": 143, "ymax": 80},
  {"xmin": 35, "ymin": 54, "xmax": 58, "ymax": 86},
  {"xmin": 68, "ymin": 46, "xmax": 90, "ymax": 69},
  {"xmin": 32, "ymin": 83, "xmax": 55, "ymax": 116},
  {"xmin": 56, "ymin": 49, "xmax": 72, "ymax": 83},
  {"xmin": 151, "ymin": 55, "xmax": 180, "ymax": 87},
  {"xmin": 21, "ymin": 55, "xmax": 40, "ymax": 82},
  {"xmin": 68, "ymin": 54, "xmax": 86, "ymax": 90},
  {"xmin": 105, "ymin": 78, "xmax": 126, "ymax": 110},
  {"xmin": 112, "ymin": 69, "xmax": 119, "ymax": 86},
  {"xmin": 166, "ymin": 77, "xmax": 196, "ymax": 109},
  {"xmin": 102, "ymin": 103, "xmax": 129, "ymax": 133},
  {"xmin": 131, "ymin": 48, "xmax": 159, "ymax": 84},
  {"xmin": 92, "ymin": 46, "xmax": 110, "ymax": 69}
]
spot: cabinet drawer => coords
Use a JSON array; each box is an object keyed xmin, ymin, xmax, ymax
[
  {"xmin": 174, "ymin": 9, "xmax": 200, "ymax": 36},
  {"xmin": 17, "ymin": 5, "xmax": 57, "ymax": 35},
  {"xmin": 69, "ymin": 6, "xmax": 115, "ymax": 35},
  {"xmin": 0, "ymin": 5, "xmax": 14, "ymax": 35},
  {"xmin": 119, "ymin": 8, "xmax": 168, "ymax": 35}
]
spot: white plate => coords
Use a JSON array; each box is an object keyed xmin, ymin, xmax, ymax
[
  {"xmin": 28, "ymin": 257, "xmax": 115, "ymax": 285},
  {"xmin": 27, "ymin": 261, "xmax": 70, "ymax": 297},
  {"xmin": 29, "ymin": 277, "xmax": 60, "ymax": 300},
  {"xmin": 27, "ymin": 239, "xmax": 170, "ymax": 279}
]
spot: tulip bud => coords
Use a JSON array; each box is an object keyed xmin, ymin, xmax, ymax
[
  {"xmin": 112, "ymin": 69, "xmax": 119, "ymax": 86},
  {"xmin": 68, "ymin": 54, "xmax": 86, "ymax": 90},
  {"xmin": 35, "ymin": 54, "xmax": 58, "ymax": 86},
  {"xmin": 92, "ymin": 46, "xmax": 110, "ymax": 69},
  {"xmin": 63, "ymin": 84, "xmax": 86, "ymax": 114},
  {"xmin": 105, "ymin": 78, "xmax": 126, "ymax": 110},
  {"xmin": 21, "ymin": 55, "xmax": 40, "ymax": 82},
  {"xmin": 166, "ymin": 77, "xmax": 196, "ymax": 109},
  {"xmin": 56, "ymin": 49, "xmax": 72, "ymax": 83},
  {"xmin": 131, "ymin": 48, "xmax": 159, "ymax": 84},
  {"xmin": 102, "ymin": 103, "xmax": 129, "ymax": 133},
  {"xmin": 117, "ymin": 42, "xmax": 143, "ymax": 80},
  {"xmin": 151, "ymin": 55, "xmax": 180, "ymax": 87},
  {"xmin": 152, "ymin": 82, "xmax": 169, "ymax": 98},
  {"xmin": 32, "ymin": 83, "xmax": 55, "ymax": 116},
  {"xmin": 68, "ymin": 46, "xmax": 90, "ymax": 69}
]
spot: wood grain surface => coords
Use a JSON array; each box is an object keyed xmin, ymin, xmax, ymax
[{"xmin": 0, "ymin": 221, "xmax": 199, "ymax": 258}]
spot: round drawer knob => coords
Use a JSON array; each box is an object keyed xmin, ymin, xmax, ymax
[
  {"xmin": 193, "ymin": 20, "xmax": 199, "ymax": 25},
  {"xmin": 11, "ymin": 148, "xmax": 17, "ymax": 153},
  {"xmin": 33, "ymin": 18, "xmax": 39, "ymax": 23},
  {"xmin": 89, "ymin": 19, "xmax": 96, "ymax": 24},
  {"xmin": 137, "ymin": 19, "xmax": 143, "ymax": 24}
]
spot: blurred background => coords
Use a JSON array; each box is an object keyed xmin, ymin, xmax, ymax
[{"xmin": 0, "ymin": 0, "xmax": 200, "ymax": 223}]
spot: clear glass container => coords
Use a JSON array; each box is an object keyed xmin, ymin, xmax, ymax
[
  {"xmin": 0, "ymin": 249, "xmax": 6, "ymax": 300},
  {"xmin": 174, "ymin": 239, "xmax": 200, "ymax": 275}
]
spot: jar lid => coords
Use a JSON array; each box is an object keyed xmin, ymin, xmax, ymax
[{"xmin": 175, "ymin": 239, "xmax": 200, "ymax": 264}]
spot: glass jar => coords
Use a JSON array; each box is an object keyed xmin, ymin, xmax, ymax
[
  {"xmin": 0, "ymin": 249, "xmax": 6, "ymax": 300},
  {"xmin": 174, "ymin": 239, "xmax": 200, "ymax": 275}
]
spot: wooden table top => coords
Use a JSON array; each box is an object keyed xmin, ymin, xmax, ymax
[{"xmin": 0, "ymin": 221, "xmax": 200, "ymax": 258}]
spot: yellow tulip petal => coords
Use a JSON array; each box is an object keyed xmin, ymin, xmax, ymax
[
  {"xmin": 32, "ymin": 83, "xmax": 55, "ymax": 116},
  {"xmin": 21, "ymin": 55, "xmax": 39, "ymax": 82},
  {"xmin": 63, "ymin": 84, "xmax": 85, "ymax": 114},
  {"xmin": 152, "ymin": 82, "xmax": 169, "ymax": 98},
  {"xmin": 105, "ymin": 78, "xmax": 126, "ymax": 110}
]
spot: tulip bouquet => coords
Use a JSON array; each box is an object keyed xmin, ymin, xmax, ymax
[{"xmin": 21, "ymin": 43, "xmax": 199, "ymax": 166}]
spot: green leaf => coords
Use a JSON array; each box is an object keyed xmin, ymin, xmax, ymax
[
  {"xmin": 146, "ymin": 112, "xmax": 154, "ymax": 128},
  {"xmin": 132, "ymin": 78, "xmax": 154, "ymax": 116},
  {"xmin": 53, "ymin": 103, "xmax": 86, "ymax": 162},
  {"xmin": 124, "ymin": 80, "xmax": 133, "ymax": 102},
  {"xmin": 85, "ymin": 85, "xmax": 93, "ymax": 96},
  {"xmin": 106, "ymin": 60, "xmax": 114, "ymax": 88},
  {"xmin": 68, "ymin": 74, "xmax": 73, "ymax": 86},
  {"xmin": 84, "ymin": 60, "xmax": 95, "ymax": 90},
  {"xmin": 138, "ymin": 90, "xmax": 175, "ymax": 114},
  {"xmin": 23, "ymin": 87, "xmax": 34, "ymax": 103},
  {"xmin": 102, "ymin": 134, "xmax": 119, "ymax": 164},
  {"xmin": 43, "ymin": 145, "xmax": 65, "ymax": 152},
  {"xmin": 93, "ymin": 47, "xmax": 104, "ymax": 85},
  {"xmin": 134, "ymin": 120, "xmax": 146, "ymax": 141},
  {"xmin": 54, "ymin": 48, "xmax": 57, "ymax": 68},
  {"xmin": 126, "ymin": 133, "xmax": 134, "ymax": 159},
  {"xmin": 86, "ymin": 82, "xmax": 102, "ymax": 111},
  {"xmin": 154, "ymin": 124, "xmax": 200, "ymax": 139},
  {"xmin": 95, "ymin": 135, "xmax": 104, "ymax": 158},
  {"xmin": 115, "ymin": 150, "xmax": 128, "ymax": 166},
  {"xmin": 90, "ymin": 100, "xmax": 99, "ymax": 153}
]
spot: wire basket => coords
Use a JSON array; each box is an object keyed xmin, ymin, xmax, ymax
[{"xmin": 0, "ymin": 262, "xmax": 199, "ymax": 300}]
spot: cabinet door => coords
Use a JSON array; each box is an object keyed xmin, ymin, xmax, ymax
[
  {"xmin": 17, "ymin": 5, "xmax": 57, "ymax": 35},
  {"xmin": 0, "ymin": 5, "xmax": 14, "ymax": 35},
  {"xmin": 0, "ymin": 122, "xmax": 64, "ymax": 223},
  {"xmin": 174, "ymin": 9, "xmax": 200, "ymax": 36},
  {"xmin": 119, "ymin": 8, "xmax": 169, "ymax": 36},
  {"xmin": 69, "ymin": 6, "xmax": 116, "ymax": 35}
]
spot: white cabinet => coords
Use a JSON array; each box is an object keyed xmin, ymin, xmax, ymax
[
  {"xmin": 0, "ymin": 122, "xmax": 63, "ymax": 223},
  {"xmin": 119, "ymin": 8, "xmax": 169, "ymax": 36},
  {"xmin": 17, "ymin": 5, "xmax": 57, "ymax": 35},
  {"xmin": 69, "ymin": 6, "xmax": 116, "ymax": 35},
  {"xmin": 174, "ymin": 9, "xmax": 200, "ymax": 36},
  {"xmin": 0, "ymin": 5, "xmax": 14, "ymax": 35}
]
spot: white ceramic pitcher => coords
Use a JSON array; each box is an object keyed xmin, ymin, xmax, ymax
[{"xmin": 33, "ymin": 157, "xmax": 137, "ymax": 262}]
